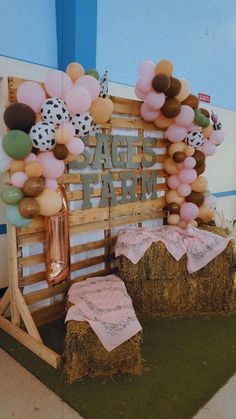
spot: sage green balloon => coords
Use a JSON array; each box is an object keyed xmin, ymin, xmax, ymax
[
  {"xmin": 194, "ymin": 109, "xmax": 210, "ymax": 128},
  {"xmin": 2, "ymin": 130, "xmax": 32, "ymax": 159},
  {"xmin": 85, "ymin": 68, "xmax": 100, "ymax": 80},
  {"xmin": 1, "ymin": 186, "xmax": 24, "ymax": 205}
]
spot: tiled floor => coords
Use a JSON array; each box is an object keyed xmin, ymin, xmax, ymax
[
  {"xmin": 1, "ymin": 347, "xmax": 236, "ymax": 419},
  {"xmin": 193, "ymin": 374, "xmax": 236, "ymax": 419},
  {"xmin": 0, "ymin": 349, "xmax": 82, "ymax": 419}
]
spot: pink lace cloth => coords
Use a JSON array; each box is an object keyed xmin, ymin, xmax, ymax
[
  {"xmin": 115, "ymin": 225, "xmax": 232, "ymax": 273},
  {"xmin": 65, "ymin": 275, "xmax": 142, "ymax": 352}
]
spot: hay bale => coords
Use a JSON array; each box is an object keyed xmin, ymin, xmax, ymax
[
  {"xmin": 62, "ymin": 319, "xmax": 143, "ymax": 383},
  {"xmin": 118, "ymin": 225, "xmax": 236, "ymax": 317}
]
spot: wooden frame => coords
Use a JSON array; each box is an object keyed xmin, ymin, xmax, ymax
[{"xmin": 0, "ymin": 76, "xmax": 168, "ymax": 368}]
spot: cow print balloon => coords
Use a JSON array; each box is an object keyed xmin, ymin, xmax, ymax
[
  {"xmin": 70, "ymin": 112, "xmax": 94, "ymax": 137},
  {"xmin": 29, "ymin": 122, "xmax": 56, "ymax": 151},
  {"xmin": 184, "ymin": 130, "xmax": 204, "ymax": 148},
  {"xmin": 213, "ymin": 122, "xmax": 222, "ymax": 130},
  {"xmin": 40, "ymin": 97, "xmax": 70, "ymax": 126}
]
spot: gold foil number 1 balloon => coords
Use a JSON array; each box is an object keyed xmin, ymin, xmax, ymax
[{"xmin": 44, "ymin": 185, "xmax": 70, "ymax": 287}]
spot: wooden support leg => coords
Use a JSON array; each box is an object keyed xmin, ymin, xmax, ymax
[
  {"xmin": 0, "ymin": 288, "xmax": 10, "ymax": 315},
  {"xmin": 15, "ymin": 289, "xmax": 42, "ymax": 342}
]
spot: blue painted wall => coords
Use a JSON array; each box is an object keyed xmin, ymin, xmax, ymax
[
  {"xmin": 96, "ymin": 0, "xmax": 236, "ymax": 110},
  {"xmin": 0, "ymin": 0, "xmax": 57, "ymax": 68}
]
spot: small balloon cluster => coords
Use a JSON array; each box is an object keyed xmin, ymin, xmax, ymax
[
  {"xmin": 135, "ymin": 59, "xmax": 225, "ymax": 228},
  {"xmin": 0, "ymin": 62, "xmax": 113, "ymax": 227}
]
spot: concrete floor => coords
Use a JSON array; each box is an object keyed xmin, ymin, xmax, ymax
[
  {"xmin": 1, "ymin": 347, "xmax": 236, "ymax": 419},
  {"xmin": 0, "ymin": 349, "xmax": 83, "ymax": 419}
]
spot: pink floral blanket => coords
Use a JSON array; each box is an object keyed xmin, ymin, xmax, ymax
[
  {"xmin": 65, "ymin": 275, "xmax": 142, "ymax": 352},
  {"xmin": 115, "ymin": 225, "xmax": 232, "ymax": 273}
]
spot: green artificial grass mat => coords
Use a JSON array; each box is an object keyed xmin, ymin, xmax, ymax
[{"xmin": 1, "ymin": 313, "xmax": 236, "ymax": 419}]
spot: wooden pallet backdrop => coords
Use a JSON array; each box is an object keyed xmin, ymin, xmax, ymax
[{"xmin": 0, "ymin": 76, "xmax": 168, "ymax": 367}]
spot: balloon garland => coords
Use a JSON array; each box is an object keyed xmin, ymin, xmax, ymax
[
  {"xmin": 0, "ymin": 63, "xmax": 114, "ymax": 227},
  {"xmin": 135, "ymin": 59, "xmax": 224, "ymax": 228}
]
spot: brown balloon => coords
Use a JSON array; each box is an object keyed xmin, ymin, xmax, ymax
[
  {"xmin": 181, "ymin": 94, "xmax": 199, "ymax": 110},
  {"xmin": 199, "ymin": 108, "xmax": 210, "ymax": 118},
  {"xmin": 44, "ymin": 185, "xmax": 70, "ymax": 287},
  {"xmin": 19, "ymin": 197, "xmax": 40, "ymax": 218},
  {"xmin": 4, "ymin": 103, "xmax": 36, "ymax": 133},
  {"xmin": 186, "ymin": 191, "xmax": 205, "ymax": 207},
  {"xmin": 196, "ymin": 163, "xmax": 206, "ymax": 175},
  {"xmin": 23, "ymin": 177, "xmax": 45, "ymax": 197},
  {"xmin": 166, "ymin": 202, "xmax": 181, "ymax": 214},
  {"xmin": 161, "ymin": 98, "xmax": 181, "ymax": 118},
  {"xmin": 172, "ymin": 151, "xmax": 185, "ymax": 163},
  {"xmin": 193, "ymin": 150, "xmax": 205, "ymax": 167},
  {"xmin": 165, "ymin": 77, "xmax": 182, "ymax": 98},
  {"xmin": 152, "ymin": 73, "xmax": 170, "ymax": 93},
  {"xmin": 53, "ymin": 144, "xmax": 69, "ymax": 160}
]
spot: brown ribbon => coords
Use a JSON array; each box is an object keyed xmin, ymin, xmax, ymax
[{"xmin": 44, "ymin": 185, "xmax": 70, "ymax": 287}]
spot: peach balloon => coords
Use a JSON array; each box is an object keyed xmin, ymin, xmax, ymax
[
  {"xmin": 202, "ymin": 123, "xmax": 213, "ymax": 139},
  {"xmin": 25, "ymin": 161, "xmax": 43, "ymax": 177},
  {"xmin": 66, "ymin": 62, "xmax": 85, "ymax": 82},
  {"xmin": 168, "ymin": 142, "xmax": 186, "ymax": 157},
  {"xmin": 155, "ymin": 59, "xmax": 174, "ymax": 76},
  {"xmin": 189, "ymin": 220, "xmax": 198, "ymax": 227},
  {"xmin": 89, "ymin": 97, "xmax": 113, "ymax": 124},
  {"xmin": 198, "ymin": 206, "xmax": 214, "ymax": 223},
  {"xmin": 10, "ymin": 160, "xmax": 25, "ymax": 173},
  {"xmin": 55, "ymin": 122, "xmax": 75, "ymax": 144},
  {"xmin": 166, "ymin": 190, "xmax": 184, "ymax": 205},
  {"xmin": 154, "ymin": 113, "xmax": 173, "ymax": 129},
  {"xmin": 185, "ymin": 146, "xmax": 195, "ymax": 157},
  {"xmin": 164, "ymin": 157, "xmax": 179, "ymax": 175},
  {"xmin": 36, "ymin": 189, "xmax": 62, "ymax": 216},
  {"xmin": 64, "ymin": 153, "xmax": 76, "ymax": 163},
  {"xmin": 167, "ymin": 214, "xmax": 180, "ymax": 225},
  {"xmin": 191, "ymin": 176, "xmax": 208, "ymax": 192},
  {"xmin": 176, "ymin": 79, "xmax": 190, "ymax": 102}
]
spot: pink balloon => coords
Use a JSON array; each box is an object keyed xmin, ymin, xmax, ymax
[
  {"xmin": 140, "ymin": 102, "xmax": 160, "ymax": 121},
  {"xmin": 177, "ymin": 183, "xmax": 191, "ymax": 197},
  {"xmin": 180, "ymin": 202, "xmax": 199, "ymax": 221},
  {"xmin": 183, "ymin": 156, "xmax": 196, "ymax": 169},
  {"xmin": 17, "ymin": 81, "xmax": 46, "ymax": 113},
  {"xmin": 11, "ymin": 171, "xmax": 28, "ymax": 188},
  {"xmin": 167, "ymin": 175, "xmax": 181, "ymax": 189},
  {"xmin": 138, "ymin": 61, "xmax": 155, "ymax": 78},
  {"xmin": 204, "ymin": 194, "xmax": 217, "ymax": 208},
  {"xmin": 209, "ymin": 130, "xmax": 225, "ymax": 145},
  {"xmin": 137, "ymin": 77, "xmax": 152, "ymax": 94},
  {"xmin": 167, "ymin": 124, "xmax": 188, "ymax": 143},
  {"xmin": 146, "ymin": 92, "xmax": 165, "ymax": 110},
  {"xmin": 64, "ymin": 86, "xmax": 92, "ymax": 114},
  {"xmin": 75, "ymin": 75, "xmax": 100, "ymax": 101},
  {"xmin": 175, "ymin": 105, "xmax": 194, "ymax": 126},
  {"xmin": 44, "ymin": 70, "xmax": 73, "ymax": 99},
  {"xmin": 178, "ymin": 219, "xmax": 187, "ymax": 229},
  {"xmin": 37, "ymin": 152, "xmax": 65, "ymax": 179},
  {"xmin": 135, "ymin": 85, "xmax": 147, "ymax": 100},
  {"xmin": 67, "ymin": 138, "xmax": 84, "ymax": 155},
  {"xmin": 200, "ymin": 142, "xmax": 216, "ymax": 156},
  {"xmin": 187, "ymin": 123, "xmax": 202, "ymax": 132},
  {"xmin": 45, "ymin": 179, "xmax": 58, "ymax": 191},
  {"xmin": 179, "ymin": 169, "xmax": 197, "ymax": 184},
  {"xmin": 24, "ymin": 153, "xmax": 38, "ymax": 163}
]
